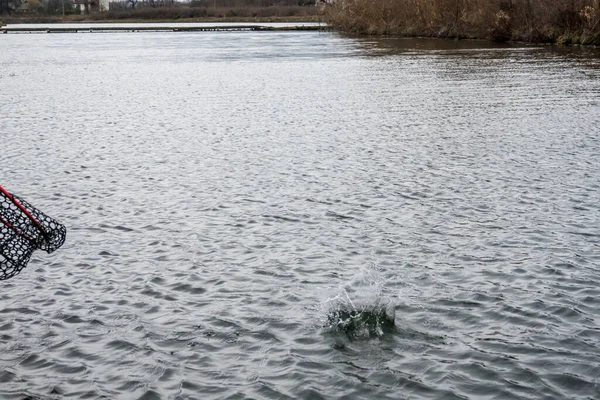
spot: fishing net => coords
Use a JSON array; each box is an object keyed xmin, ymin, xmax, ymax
[{"xmin": 0, "ymin": 186, "xmax": 66, "ymax": 281}]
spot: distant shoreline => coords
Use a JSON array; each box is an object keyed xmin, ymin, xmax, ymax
[
  {"xmin": 0, "ymin": 22, "xmax": 327, "ymax": 33},
  {"xmin": 3, "ymin": 2, "xmax": 599, "ymax": 47},
  {"xmin": 0, "ymin": 3, "xmax": 323, "ymax": 26},
  {"xmin": 0, "ymin": 15, "xmax": 321, "ymax": 26}
]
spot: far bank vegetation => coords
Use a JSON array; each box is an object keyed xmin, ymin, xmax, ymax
[
  {"xmin": 324, "ymin": 0, "xmax": 600, "ymax": 44},
  {"xmin": 104, "ymin": 0, "xmax": 318, "ymax": 21},
  {"xmin": 0, "ymin": 0, "xmax": 320, "ymax": 23}
]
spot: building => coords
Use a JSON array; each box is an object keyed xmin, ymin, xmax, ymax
[{"xmin": 73, "ymin": 0, "xmax": 107, "ymax": 13}]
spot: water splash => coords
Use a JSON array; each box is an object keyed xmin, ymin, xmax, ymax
[{"xmin": 321, "ymin": 264, "xmax": 396, "ymax": 339}]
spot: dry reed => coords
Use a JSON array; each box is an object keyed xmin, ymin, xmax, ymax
[{"xmin": 324, "ymin": 0, "xmax": 600, "ymax": 44}]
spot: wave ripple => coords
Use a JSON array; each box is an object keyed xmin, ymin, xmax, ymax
[{"xmin": 2, "ymin": 32, "xmax": 600, "ymax": 399}]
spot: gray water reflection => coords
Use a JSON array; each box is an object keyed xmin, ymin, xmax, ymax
[{"xmin": 1, "ymin": 31, "xmax": 600, "ymax": 399}]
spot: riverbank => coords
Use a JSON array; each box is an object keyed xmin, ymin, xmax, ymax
[
  {"xmin": 323, "ymin": 0, "xmax": 600, "ymax": 45},
  {"xmin": 4, "ymin": 1, "xmax": 599, "ymax": 46},
  {"xmin": 0, "ymin": 15, "xmax": 321, "ymax": 26},
  {"xmin": 0, "ymin": 23, "xmax": 325, "ymax": 33},
  {"xmin": 0, "ymin": 4, "xmax": 321, "ymax": 25}
]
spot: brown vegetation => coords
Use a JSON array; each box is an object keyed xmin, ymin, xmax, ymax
[
  {"xmin": 89, "ymin": 5, "xmax": 318, "ymax": 21},
  {"xmin": 0, "ymin": 0, "xmax": 321, "ymax": 23},
  {"xmin": 324, "ymin": 0, "xmax": 600, "ymax": 44}
]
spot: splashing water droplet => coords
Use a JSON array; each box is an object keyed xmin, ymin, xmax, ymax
[{"xmin": 319, "ymin": 264, "xmax": 396, "ymax": 339}]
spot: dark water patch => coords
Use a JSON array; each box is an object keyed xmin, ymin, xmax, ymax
[
  {"xmin": 107, "ymin": 339, "xmax": 141, "ymax": 352},
  {"xmin": 294, "ymin": 387, "xmax": 328, "ymax": 400},
  {"xmin": 63, "ymin": 347, "xmax": 101, "ymax": 362},
  {"xmin": 19, "ymin": 354, "xmax": 53, "ymax": 371},
  {"xmin": 54, "ymin": 362, "xmax": 87, "ymax": 375},
  {"xmin": 327, "ymin": 304, "xmax": 395, "ymax": 340},
  {"xmin": 72, "ymin": 390, "xmax": 110, "ymax": 399},
  {"xmin": 325, "ymin": 211, "xmax": 357, "ymax": 221},
  {"xmin": 48, "ymin": 339, "xmax": 71, "ymax": 351},
  {"xmin": 262, "ymin": 214, "xmax": 302, "ymax": 223},
  {"xmin": 0, "ymin": 307, "xmax": 40, "ymax": 315},
  {"xmin": 0, "ymin": 369, "xmax": 17, "ymax": 383},
  {"xmin": 137, "ymin": 389, "xmax": 161, "ymax": 400},
  {"xmin": 432, "ymin": 298, "xmax": 484, "ymax": 309},
  {"xmin": 255, "ymin": 383, "xmax": 295, "ymax": 400},
  {"xmin": 169, "ymin": 283, "xmax": 206, "ymax": 295},
  {"xmin": 98, "ymin": 224, "xmax": 136, "ymax": 232},
  {"xmin": 547, "ymin": 305, "xmax": 585, "ymax": 321},
  {"xmin": 576, "ymin": 328, "xmax": 600, "ymax": 341},
  {"xmin": 0, "ymin": 322, "xmax": 14, "ymax": 331},
  {"xmin": 545, "ymin": 373, "xmax": 599, "ymax": 397},
  {"xmin": 63, "ymin": 315, "xmax": 85, "ymax": 324}
]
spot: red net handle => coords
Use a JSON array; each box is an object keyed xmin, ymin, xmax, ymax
[
  {"xmin": 0, "ymin": 185, "xmax": 66, "ymax": 280},
  {"xmin": 0, "ymin": 185, "xmax": 48, "ymax": 242}
]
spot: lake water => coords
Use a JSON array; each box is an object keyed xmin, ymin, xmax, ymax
[{"xmin": 1, "ymin": 28, "xmax": 600, "ymax": 399}]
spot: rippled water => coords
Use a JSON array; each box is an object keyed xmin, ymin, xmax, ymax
[{"xmin": 1, "ymin": 30, "xmax": 600, "ymax": 399}]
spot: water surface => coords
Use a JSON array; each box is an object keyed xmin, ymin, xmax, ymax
[{"xmin": 1, "ymin": 30, "xmax": 600, "ymax": 399}]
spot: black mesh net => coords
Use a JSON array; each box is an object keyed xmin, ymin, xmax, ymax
[{"xmin": 0, "ymin": 187, "xmax": 66, "ymax": 281}]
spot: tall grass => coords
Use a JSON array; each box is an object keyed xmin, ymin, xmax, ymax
[{"xmin": 324, "ymin": 0, "xmax": 600, "ymax": 44}]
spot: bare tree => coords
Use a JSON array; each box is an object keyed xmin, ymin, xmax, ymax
[{"xmin": 0, "ymin": 0, "xmax": 11, "ymax": 14}]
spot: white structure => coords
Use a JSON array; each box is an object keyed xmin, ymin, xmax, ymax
[{"xmin": 73, "ymin": 0, "xmax": 108, "ymax": 13}]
